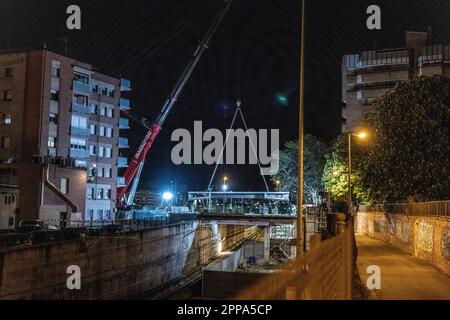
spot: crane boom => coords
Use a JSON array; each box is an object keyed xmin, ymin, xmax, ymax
[{"xmin": 118, "ymin": 0, "xmax": 232, "ymax": 207}]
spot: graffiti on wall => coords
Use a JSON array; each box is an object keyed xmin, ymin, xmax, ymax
[
  {"xmin": 441, "ymin": 228, "xmax": 450, "ymax": 261},
  {"xmin": 395, "ymin": 220, "xmax": 411, "ymax": 244},
  {"xmin": 418, "ymin": 222, "xmax": 433, "ymax": 252}
]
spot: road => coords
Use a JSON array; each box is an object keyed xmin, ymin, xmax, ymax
[{"xmin": 356, "ymin": 235, "xmax": 450, "ymax": 300}]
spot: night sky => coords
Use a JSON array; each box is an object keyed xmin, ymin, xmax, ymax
[{"xmin": 1, "ymin": 0, "xmax": 449, "ymax": 192}]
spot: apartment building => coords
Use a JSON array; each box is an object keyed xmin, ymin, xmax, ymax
[
  {"xmin": 0, "ymin": 48, "xmax": 131, "ymax": 229},
  {"xmin": 341, "ymin": 31, "xmax": 450, "ymax": 132}
]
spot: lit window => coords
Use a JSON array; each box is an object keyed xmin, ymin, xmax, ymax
[
  {"xmin": 105, "ymin": 147, "xmax": 112, "ymax": 158},
  {"xmin": 70, "ymin": 137, "xmax": 87, "ymax": 150},
  {"xmin": 3, "ymin": 114, "xmax": 12, "ymax": 125},
  {"xmin": 89, "ymin": 145, "xmax": 96, "ymax": 156},
  {"xmin": 51, "ymin": 66, "xmax": 60, "ymax": 78},
  {"xmin": 106, "ymin": 127, "xmax": 113, "ymax": 138},
  {"xmin": 48, "ymin": 137, "xmax": 56, "ymax": 148},
  {"xmin": 71, "ymin": 115, "xmax": 87, "ymax": 129},
  {"xmin": 61, "ymin": 178, "xmax": 69, "ymax": 194}
]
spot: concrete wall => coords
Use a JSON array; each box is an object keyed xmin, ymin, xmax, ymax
[
  {"xmin": 0, "ymin": 221, "xmax": 253, "ymax": 300},
  {"xmin": 355, "ymin": 212, "xmax": 450, "ymax": 275}
]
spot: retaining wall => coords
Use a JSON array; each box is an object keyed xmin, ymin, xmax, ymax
[{"xmin": 355, "ymin": 212, "xmax": 450, "ymax": 275}]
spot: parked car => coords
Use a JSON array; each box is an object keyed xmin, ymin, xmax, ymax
[
  {"xmin": 16, "ymin": 219, "xmax": 59, "ymax": 233},
  {"xmin": 27, "ymin": 230, "xmax": 64, "ymax": 245}
]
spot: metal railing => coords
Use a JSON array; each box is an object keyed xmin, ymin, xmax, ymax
[
  {"xmin": 359, "ymin": 200, "xmax": 450, "ymax": 216},
  {"xmin": 235, "ymin": 225, "xmax": 354, "ymax": 300}
]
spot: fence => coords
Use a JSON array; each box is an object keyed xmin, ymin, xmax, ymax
[
  {"xmin": 359, "ymin": 201, "xmax": 450, "ymax": 217},
  {"xmin": 235, "ymin": 224, "xmax": 355, "ymax": 300}
]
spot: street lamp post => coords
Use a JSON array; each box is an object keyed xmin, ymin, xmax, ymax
[
  {"xmin": 348, "ymin": 131, "xmax": 367, "ymax": 215},
  {"xmin": 297, "ymin": 0, "xmax": 306, "ymax": 257}
]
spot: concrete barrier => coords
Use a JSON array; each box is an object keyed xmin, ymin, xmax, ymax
[
  {"xmin": 355, "ymin": 212, "xmax": 450, "ymax": 276},
  {"xmin": 0, "ymin": 222, "xmax": 256, "ymax": 300}
]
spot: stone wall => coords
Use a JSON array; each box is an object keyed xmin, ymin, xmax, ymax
[
  {"xmin": 355, "ymin": 212, "xmax": 450, "ymax": 275},
  {"xmin": 0, "ymin": 221, "xmax": 256, "ymax": 300}
]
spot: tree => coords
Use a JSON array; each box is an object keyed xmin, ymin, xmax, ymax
[
  {"xmin": 322, "ymin": 135, "xmax": 370, "ymax": 203},
  {"xmin": 272, "ymin": 135, "xmax": 329, "ymax": 204},
  {"xmin": 361, "ymin": 76, "xmax": 450, "ymax": 202}
]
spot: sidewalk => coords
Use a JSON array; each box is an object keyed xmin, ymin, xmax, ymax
[{"xmin": 356, "ymin": 235, "xmax": 450, "ymax": 300}]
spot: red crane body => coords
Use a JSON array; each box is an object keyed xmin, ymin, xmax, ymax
[{"xmin": 117, "ymin": 0, "xmax": 232, "ymax": 208}]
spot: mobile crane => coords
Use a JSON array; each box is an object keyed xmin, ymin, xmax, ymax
[{"xmin": 117, "ymin": 0, "xmax": 233, "ymax": 208}]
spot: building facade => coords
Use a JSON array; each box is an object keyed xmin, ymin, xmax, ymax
[
  {"xmin": 0, "ymin": 48, "xmax": 130, "ymax": 229},
  {"xmin": 342, "ymin": 31, "xmax": 450, "ymax": 132}
]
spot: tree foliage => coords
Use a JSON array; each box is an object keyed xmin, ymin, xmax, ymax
[
  {"xmin": 272, "ymin": 135, "xmax": 329, "ymax": 204},
  {"xmin": 361, "ymin": 76, "xmax": 450, "ymax": 202}
]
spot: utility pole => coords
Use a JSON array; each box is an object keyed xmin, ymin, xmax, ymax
[{"xmin": 296, "ymin": 0, "xmax": 306, "ymax": 257}]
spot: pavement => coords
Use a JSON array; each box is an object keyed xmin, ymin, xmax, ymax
[{"xmin": 356, "ymin": 235, "xmax": 450, "ymax": 300}]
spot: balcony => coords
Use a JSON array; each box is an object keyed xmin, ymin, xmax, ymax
[
  {"xmin": 0, "ymin": 175, "xmax": 17, "ymax": 187},
  {"xmin": 72, "ymin": 102, "xmax": 90, "ymax": 114},
  {"xmin": 117, "ymin": 176, "xmax": 126, "ymax": 187},
  {"xmin": 117, "ymin": 156, "xmax": 128, "ymax": 168},
  {"xmin": 69, "ymin": 148, "xmax": 89, "ymax": 159},
  {"xmin": 71, "ymin": 126, "xmax": 90, "ymax": 137},
  {"xmin": 119, "ymin": 117, "xmax": 130, "ymax": 129},
  {"xmin": 72, "ymin": 80, "xmax": 91, "ymax": 93},
  {"xmin": 118, "ymin": 137, "xmax": 129, "ymax": 148},
  {"xmin": 120, "ymin": 79, "xmax": 132, "ymax": 92},
  {"xmin": 119, "ymin": 98, "xmax": 131, "ymax": 111}
]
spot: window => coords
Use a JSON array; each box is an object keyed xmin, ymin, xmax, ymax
[
  {"xmin": 89, "ymin": 145, "xmax": 96, "ymax": 156},
  {"xmin": 90, "ymin": 124, "xmax": 97, "ymax": 135},
  {"xmin": 92, "ymin": 84, "xmax": 99, "ymax": 93},
  {"xmin": 8, "ymin": 217, "xmax": 14, "ymax": 227},
  {"xmin": 3, "ymin": 90, "xmax": 13, "ymax": 101},
  {"xmin": 1, "ymin": 137, "xmax": 10, "ymax": 148},
  {"xmin": 97, "ymin": 189, "xmax": 104, "ymax": 200},
  {"xmin": 48, "ymin": 137, "xmax": 56, "ymax": 148},
  {"xmin": 88, "ymin": 209, "xmax": 94, "ymax": 220},
  {"xmin": 49, "ymin": 113, "xmax": 57, "ymax": 124},
  {"xmin": 3, "ymin": 114, "xmax": 12, "ymax": 125},
  {"xmin": 61, "ymin": 178, "xmax": 69, "ymax": 194},
  {"xmin": 97, "ymin": 209, "xmax": 104, "ymax": 220},
  {"xmin": 4, "ymin": 67, "xmax": 13, "ymax": 78},
  {"xmin": 70, "ymin": 137, "xmax": 87, "ymax": 150},
  {"xmin": 108, "ymin": 89, "xmax": 115, "ymax": 98},
  {"xmin": 71, "ymin": 115, "xmax": 87, "ymax": 128},
  {"xmin": 105, "ymin": 147, "xmax": 112, "ymax": 158},
  {"xmin": 99, "ymin": 146, "xmax": 105, "ymax": 157},
  {"xmin": 107, "ymin": 108, "xmax": 114, "ymax": 118},
  {"xmin": 100, "ymin": 106, "xmax": 106, "ymax": 117},
  {"xmin": 74, "ymin": 94, "xmax": 88, "ymax": 106},
  {"xmin": 92, "ymin": 104, "xmax": 99, "ymax": 115},
  {"xmin": 105, "ymin": 210, "xmax": 111, "ymax": 221},
  {"xmin": 75, "ymin": 160, "xmax": 87, "ymax": 168},
  {"xmin": 73, "ymin": 72, "xmax": 89, "ymax": 84},
  {"xmin": 51, "ymin": 66, "xmax": 60, "ymax": 78},
  {"xmin": 101, "ymin": 87, "xmax": 108, "ymax": 96},
  {"xmin": 99, "ymin": 126, "xmax": 105, "ymax": 137},
  {"xmin": 106, "ymin": 127, "xmax": 113, "ymax": 138},
  {"xmin": 50, "ymin": 90, "xmax": 59, "ymax": 101},
  {"xmin": 106, "ymin": 189, "xmax": 111, "ymax": 200}
]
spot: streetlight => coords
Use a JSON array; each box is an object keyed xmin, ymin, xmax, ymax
[
  {"xmin": 162, "ymin": 192, "xmax": 174, "ymax": 202},
  {"xmin": 348, "ymin": 130, "xmax": 368, "ymax": 215},
  {"xmin": 275, "ymin": 180, "xmax": 281, "ymax": 191},
  {"xmin": 222, "ymin": 176, "xmax": 228, "ymax": 191}
]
